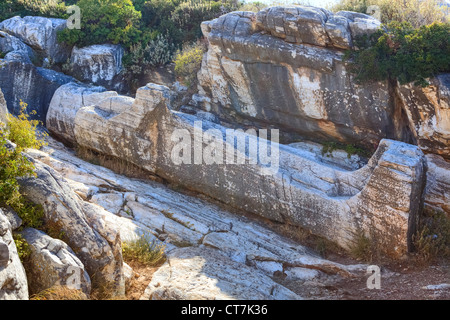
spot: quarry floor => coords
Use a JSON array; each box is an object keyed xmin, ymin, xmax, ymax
[{"xmin": 39, "ymin": 136, "xmax": 449, "ymax": 301}]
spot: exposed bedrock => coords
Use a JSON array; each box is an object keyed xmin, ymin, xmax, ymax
[
  {"xmin": 197, "ymin": 7, "xmax": 449, "ymax": 159},
  {"xmin": 396, "ymin": 74, "xmax": 450, "ymax": 160},
  {"xmin": 17, "ymin": 158, "xmax": 125, "ymax": 296},
  {"xmin": 0, "ymin": 16, "xmax": 71, "ymax": 64},
  {"xmin": 0, "ymin": 58, "xmax": 74, "ymax": 124},
  {"xmin": 0, "ymin": 88, "xmax": 7, "ymax": 124},
  {"xmin": 0, "ymin": 209, "xmax": 29, "ymax": 300},
  {"xmin": 47, "ymin": 83, "xmax": 428, "ymax": 258},
  {"xmin": 197, "ymin": 8, "xmax": 402, "ymax": 150}
]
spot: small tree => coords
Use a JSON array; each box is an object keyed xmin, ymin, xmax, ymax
[{"xmin": 57, "ymin": 0, "xmax": 142, "ymax": 49}]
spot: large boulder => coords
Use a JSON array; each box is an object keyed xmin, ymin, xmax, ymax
[
  {"xmin": 0, "ymin": 16, "xmax": 71, "ymax": 63},
  {"xmin": 0, "ymin": 31, "xmax": 35, "ymax": 63},
  {"xmin": 19, "ymin": 228, "xmax": 91, "ymax": 296},
  {"xmin": 0, "ymin": 209, "xmax": 29, "ymax": 300},
  {"xmin": 424, "ymin": 154, "xmax": 450, "ymax": 216},
  {"xmin": 69, "ymin": 44, "xmax": 125, "ymax": 91},
  {"xmin": 17, "ymin": 158, "xmax": 124, "ymax": 296},
  {"xmin": 198, "ymin": 8, "xmax": 404, "ymax": 150},
  {"xmin": 0, "ymin": 59, "xmax": 74, "ymax": 124}
]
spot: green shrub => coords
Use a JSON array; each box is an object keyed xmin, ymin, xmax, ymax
[
  {"xmin": 57, "ymin": 0, "xmax": 142, "ymax": 49},
  {"xmin": 6, "ymin": 101, "xmax": 47, "ymax": 150},
  {"xmin": 122, "ymin": 232, "xmax": 166, "ymax": 266},
  {"xmin": 1, "ymin": 102, "xmax": 46, "ymax": 229},
  {"xmin": 0, "ymin": 0, "xmax": 67, "ymax": 21},
  {"xmin": 174, "ymin": 41, "xmax": 207, "ymax": 87},
  {"xmin": 345, "ymin": 21, "xmax": 450, "ymax": 87},
  {"xmin": 13, "ymin": 233, "xmax": 32, "ymax": 263},
  {"xmin": 124, "ymin": 33, "xmax": 176, "ymax": 75}
]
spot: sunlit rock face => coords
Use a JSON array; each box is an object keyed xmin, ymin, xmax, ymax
[
  {"xmin": 197, "ymin": 7, "xmax": 403, "ymax": 150},
  {"xmin": 70, "ymin": 44, "xmax": 125, "ymax": 91},
  {"xmin": 47, "ymin": 83, "xmax": 427, "ymax": 258},
  {"xmin": 198, "ymin": 6, "xmax": 449, "ymax": 160},
  {"xmin": 0, "ymin": 16, "xmax": 71, "ymax": 63},
  {"xmin": 396, "ymin": 74, "xmax": 450, "ymax": 160}
]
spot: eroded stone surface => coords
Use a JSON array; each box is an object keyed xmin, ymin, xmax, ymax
[
  {"xmin": 34, "ymin": 137, "xmax": 371, "ymax": 300},
  {"xmin": 0, "ymin": 88, "xmax": 7, "ymax": 124},
  {"xmin": 0, "ymin": 16, "xmax": 71, "ymax": 63},
  {"xmin": 396, "ymin": 74, "xmax": 450, "ymax": 160},
  {"xmin": 197, "ymin": 8, "xmax": 397, "ymax": 149},
  {"xmin": 70, "ymin": 44, "xmax": 124, "ymax": 91},
  {"xmin": 46, "ymin": 83, "xmax": 427, "ymax": 258},
  {"xmin": 142, "ymin": 246, "xmax": 301, "ymax": 300},
  {"xmin": 17, "ymin": 158, "xmax": 124, "ymax": 296},
  {"xmin": 20, "ymin": 228, "xmax": 91, "ymax": 296},
  {"xmin": 0, "ymin": 209, "xmax": 28, "ymax": 300}
]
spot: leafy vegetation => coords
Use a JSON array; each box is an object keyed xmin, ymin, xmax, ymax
[
  {"xmin": 0, "ymin": 0, "xmax": 68, "ymax": 21},
  {"xmin": 345, "ymin": 21, "xmax": 450, "ymax": 87},
  {"xmin": 57, "ymin": 0, "xmax": 144, "ymax": 49},
  {"xmin": 13, "ymin": 233, "xmax": 32, "ymax": 262},
  {"xmin": 332, "ymin": 0, "xmax": 449, "ymax": 27},
  {"xmin": 0, "ymin": 101, "xmax": 46, "ymax": 230},
  {"xmin": 174, "ymin": 40, "xmax": 207, "ymax": 87}
]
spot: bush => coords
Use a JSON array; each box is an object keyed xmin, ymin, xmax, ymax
[
  {"xmin": 13, "ymin": 233, "xmax": 31, "ymax": 262},
  {"xmin": 174, "ymin": 40, "xmax": 207, "ymax": 87},
  {"xmin": 332, "ymin": 0, "xmax": 449, "ymax": 27},
  {"xmin": 122, "ymin": 232, "xmax": 166, "ymax": 266},
  {"xmin": 57, "ymin": 0, "xmax": 143, "ymax": 49},
  {"xmin": 6, "ymin": 101, "xmax": 47, "ymax": 150},
  {"xmin": 345, "ymin": 21, "xmax": 450, "ymax": 87},
  {"xmin": 0, "ymin": 0, "xmax": 67, "ymax": 21},
  {"xmin": 124, "ymin": 33, "xmax": 176, "ymax": 75},
  {"xmin": 1, "ymin": 101, "xmax": 46, "ymax": 229}
]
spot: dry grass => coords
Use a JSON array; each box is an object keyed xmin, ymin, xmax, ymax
[
  {"xmin": 413, "ymin": 210, "xmax": 450, "ymax": 266},
  {"xmin": 75, "ymin": 145, "xmax": 162, "ymax": 182},
  {"xmin": 122, "ymin": 233, "xmax": 166, "ymax": 267},
  {"xmin": 30, "ymin": 286, "xmax": 88, "ymax": 300}
]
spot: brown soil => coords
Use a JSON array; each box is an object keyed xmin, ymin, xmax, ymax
[{"xmin": 124, "ymin": 260, "xmax": 163, "ymax": 300}]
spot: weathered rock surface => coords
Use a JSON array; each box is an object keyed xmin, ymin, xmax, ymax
[
  {"xmin": 70, "ymin": 44, "xmax": 125, "ymax": 91},
  {"xmin": 198, "ymin": 7, "xmax": 450, "ymax": 160},
  {"xmin": 20, "ymin": 227, "xmax": 91, "ymax": 296},
  {"xmin": 0, "ymin": 31, "xmax": 34, "ymax": 63},
  {"xmin": 0, "ymin": 88, "xmax": 7, "ymax": 124},
  {"xmin": 46, "ymin": 82, "xmax": 117, "ymax": 143},
  {"xmin": 396, "ymin": 74, "xmax": 450, "ymax": 160},
  {"xmin": 47, "ymin": 83, "xmax": 427, "ymax": 258},
  {"xmin": 0, "ymin": 16, "xmax": 71, "ymax": 63},
  {"xmin": 17, "ymin": 158, "xmax": 124, "ymax": 296},
  {"xmin": 0, "ymin": 209, "xmax": 28, "ymax": 300},
  {"xmin": 424, "ymin": 154, "xmax": 450, "ymax": 216},
  {"xmin": 142, "ymin": 246, "xmax": 301, "ymax": 300},
  {"xmin": 36, "ymin": 137, "xmax": 369, "ymax": 300},
  {"xmin": 0, "ymin": 58, "xmax": 74, "ymax": 123},
  {"xmin": 198, "ymin": 8, "xmax": 402, "ymax": 149}
]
